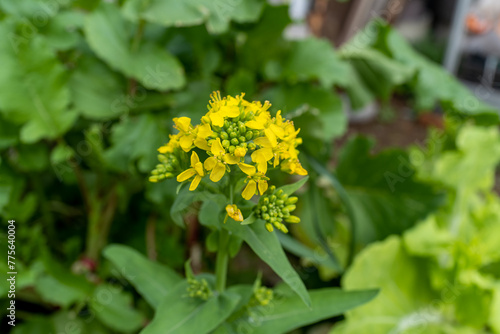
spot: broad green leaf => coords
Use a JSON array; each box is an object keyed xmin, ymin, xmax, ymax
[
  {"xmin": 278, "ymin": 176, "xmax": 308, "ymax": 196},
  {"xmin": 12, "ymin": 316, "xmax": 54, "ymax": 334},
  {"xmin": 336, "ymin": 136, "xmax": 444, "ymax": 243},
  {"xmin": 341, "ymin": 63, "xmax": 375, "ymax": 110},
  {"xmin": 251, "ymin": 288, "xmax": 377, "ymax": 334},
  {"xmin": 202, "ymin": 0, "xmax": 264, "ymax": 34},
  {"xmin": 0, "ymin": 114, "xmax": 19, "ymax": 150},
  {"xmin": 281, "ymin": 38, "xmax": 350, "ymax": 88},
  {"xmin": 199, "ymin": 194, "xmax": 227, "ymax": 229},
  {"xmin": 222, "ymin": 220, "xmax": 311, "ymax": 307},
  {"xmin": 85, "ymin": 3, "xmax": 185, "ymax": 91},
  {"xmin": 123, "ymin": 0, "xmax": 206, "ymax": 27},
  {"xmin": 332, "ymin": 236, "xmax": 438, "ymax": 334},
  {"xmin": 40, "ymin": 10, "xmax": 84, "ymax": 51},
  {"xmin": 90, "ymin": 284, "xmax": 145, "ymax": 333},
  {"xmin": 341, "ymin": 48, "xmax": 414, "ymax": 101},
  {"xmin": 0, "ymin": 19, "xmax": 77, "ymax": 143},
  {"xmin": 34, "ymin": 274, "xmax": 86, "ymax": 307},
  {"xmin": 141, "ymin": 280, "xmax": 241, "ymax": 334},
  {"xmin": 104, "ymin": 114, "xmax": 167, "ymax": 173},
  {"xmin": 432, "ymin": 125, "xmax": 500, "ymax": 191},
  {"xmin": 490, "ymin": 286, "xmax": 500, "ymax": 332},
  {"xmin": 403, "ymin": 216, "xmax": 453, "ymax": 257},
  {"xmin": 69, "ymin": 55, "xmax": 126, "ymax": 120},
  {"xmin": 103, "ymin": 244, "xmax": 182, "ymax": 309},
  {"xmin": 13, "ymin": 143, "xmax": 49, "ymax": 172}
]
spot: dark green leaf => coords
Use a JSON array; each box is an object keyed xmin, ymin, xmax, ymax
[{"xmin": 103, "ymin": 244, "xmax": 182, "ymax": 309}]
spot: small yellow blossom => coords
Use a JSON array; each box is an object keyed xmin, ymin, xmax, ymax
[
  {"xmin": 225, "ymin": 204, "xmax": 243, "ymax": 222},
  {"xmin": 177, "ymin": 151, "xmax": 205, "ymax": 191},
  {"xmin": 238, "ymin": 163, "xmax": 269, "ymax": 200}
]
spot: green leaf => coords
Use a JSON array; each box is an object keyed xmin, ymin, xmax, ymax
[
  {"xmin": 122, "ymin": 0, "xmax": 207, "ymax": 27},
  {"xmin": 90, "ymin": 284, "xmax": 144, "ymax": 333},
  {"xmin": 341, "ymin": 48, "xmax": 414, "ymax": 101},
  {"xmin": 335, "ymin": 136, "xmax": 444, "ymax": 243},
  {"xmin": 40, "ymin": 10, "xmax": 84, "ymax": 51},
  {"xmin": 103, "ymin": 244, "xmax": 182, "ymax": 309},
  {"xmin": 277, "ymin": 232, "xmax": 339, "ymax": 271},
  {"xmin": 104, "ymin": 114, "xmax": 167, "ymax": 173},
  {"xmin": 281, "ymin": 38, "xmax": 350, "ymax": 88},
  {"xmin": 249, "ymin": 288, "xmax": 377, "ymax": 334},
  {"xmin": 222, "ymin": 221, "xmax": 311, "ymax": 307},
  {"xmin": 141, "ymin": 280, "xmax": 241, "ymax": 334},
  {"xmin": 0, "ymin": 19, "xmax": 76, "ymax": 143},
  {"xmin": 34, "ymin": 274, "xmax": 86, "ymax": 307},
  {"xmin": 85, "ymin": 3, "xmax": 185, "ymax": 91},
  {"xmin": 332, "ymin": 236, "xmax": 438, "ymax": 334},
  {"xmin": 278, "ymin": 176, "xmax": 308, "ymax": 196},
  {"xmin": 69, "ymin": 55, "xmax": 126, "ymax": 120}
]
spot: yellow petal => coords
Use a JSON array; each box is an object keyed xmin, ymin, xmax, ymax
[
  {"xmin": 173, "ymin": 117, "xmax": 191, "ymax": 132},
  {"xmin": 238, "ymin": 163, "xmax": 256, "ymax": 176},
  {"xmin": 269, "ymin": 123, "xmax": 285, "ymax": 139},
  {"xmin": 204, "ymin": 156, "xmax": 217, "ymax": 171},
  {"xmin": 180, "ymin": 135, "xmax": 194, "ymax": 151},
  {"xmin": 194, "ymin": 137, "xmax": 211, "ymax": 151},
  {"xmin": 264, "ymin": 128, "xmax": 277, "ymax": 147},
  {"xmin": 242, "ymin": 180, "xmax": 256, "ymax": 200},
  {"xmin": 211, "ymin": 138, "xmax": 225, "ymax": 156},
  {"xmin": 194, "ymin": 162, "xmax": 205, "ymax": 176},
  {"xmin": 210, "ymin": 162, "xmax": 225, "ymax": 182},
  {"xmin": 190, "ymin": 151, "xmax": 200, "ymax": 166},
  {"xmin": 258, "ymin": 180, "xmax": 268, "ymax": 195},
  {"xmin": 158, "ymin": 146, "xmax": 168, "ymax": 153},
  {"xmin": 223, "ymin": 105, "xmax": 240, "ymax": 117},
  {"xmin": 257, "ymin": 161, "xmax": 267, "ymax": 174},
  {"xmin": 245, "ymin": 120, "xmax": 265, "ymax": 130},
  {"xmin": 223, "ymin": 154, "xmax": 240, "ymax": 165},
  {"xmin": 254, "ymin": 136, "xmax": 272, "ymax": 148},
  {"xmin": 197, "ymin": 123, "xmax": 213, "ymax": 138},
  {"xmin": 177, "ymin": 168, "xmax": 196, "ymax": 182},
  {"xmin": 210, "ymin": 112, "xmax": 224, "ymax": 127},
  {"xmin": 251, "ymin": 148, "xmax": 273, "ymax": 164},
  {"xmin": 190, "ymin": 175, "xmax": 202, "ymax": 191}
]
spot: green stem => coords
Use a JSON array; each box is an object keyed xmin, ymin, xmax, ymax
[{"xmin": 215, "ymin": 228, "xmax": 230, "ymax": 292}]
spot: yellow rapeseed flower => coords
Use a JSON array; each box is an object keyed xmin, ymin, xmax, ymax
[
  {"xmin": 238, "ymin": 163, "xmax": 269, "ymax": 200},
  {"xmin": 225, "ymin": 204, "xmax": 243, "ymax": 222},
  {"xmin": 177, "ymin": 151, "xmax": 205, "ymax": 191}
]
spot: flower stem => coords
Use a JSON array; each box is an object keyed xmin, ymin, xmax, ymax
[{"xmin": 215, "ymin": 228, "xmax": 230, "ymax": 292}]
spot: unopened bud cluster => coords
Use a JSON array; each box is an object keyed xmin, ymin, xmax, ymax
[
  {"xmin": 250, "ymin": 286, "xmax": 274, "ymax": 307},
  {"xmin": 255, "ymin": 186, "xmax": 300, "ymax": 233},
  {"xmin": 208, "ymin": 116, "xmax": 261, "ymax": 155},
  {"xmin": 149, "ymin": 153, "xmax": 180, "ymax": 183},
  {"xmin": 187, "ymin": 278, "xmax": 212, "ymax": 301}
]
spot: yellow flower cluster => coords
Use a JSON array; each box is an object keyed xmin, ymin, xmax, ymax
[{"xmin": 150, "ymin": 92, "xmax": 307, "ymax": 200}]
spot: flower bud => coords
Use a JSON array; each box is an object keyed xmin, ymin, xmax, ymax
[
  {"xmin": 231, "ymin": 138, "xmax": 239, "ymax": 145},
  {"xmin": 239, "ymin": 124, "xmax": 246, "ymax": 134},
  {"xmin": 285, "ymin": 215, "xmax": 300, "ymax": 224},
  {"xmin": 285, "ymin": 197, "xmax": 298, "ymax": 205},
  {"xmin": 222, "ymin": 139, "xmax": 230, "ymax": 148},
  {"xmin": 246, "ymin": 131, "xmax": 253, "ymax": 141},
  {"xmin": 228, "ymin": 146, "xmax": 236, "ymax": 153},
  {"xmin": 238, "ymin": 136, "xmax": 246, "ymax": 143},
  {"xmin": 220, "ymin": 132, "xmax": 229, "ymax": 140},
  {"xmin": 149, "ymin": 176, "xmax": 158, "ymax": 182},
  {"xmin": 265, "ymin": 223, "xmax": 274, "ymax": 232},
  {"xmin": 248, "ymin": 143, "xmax": 256, "ymax": 150},
  {"xmin": 230, "ymin": 131, "xmax": 238, "ymax": 138}
]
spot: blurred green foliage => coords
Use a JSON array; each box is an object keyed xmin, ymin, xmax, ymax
[{"xmin": 0, "ymin": 0, "xmax": 499, "ymax": 333}]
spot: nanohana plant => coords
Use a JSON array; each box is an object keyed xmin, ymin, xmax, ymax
[
  {"xmin": 129, "ymin": 92, "xmax": 377, "ymax": 333},
  {"xmin": 150, "ymin": 91, "xmax": 306, "ymax": 233}
]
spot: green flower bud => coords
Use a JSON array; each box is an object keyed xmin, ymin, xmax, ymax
[
  {"xmin": 276, "ymin": 199, "xmax": 284, "ymax": 206},
  {"xmin": 285, "ymin": 215, "xmax": 301, "ymax": 224},
  {"xmin": 231, "ymin": 138, "xmax": 239, "ymax": 145},
  {"xmin": 261, "ymin": 205, "xmax": 268, "ymax": 212},
  {"xmin": 270, "ymin": 195, "xmax": 276, "ymax": 202},
  {"xmin": 222, "ymin": 139, "xmax": 230, "ymax": 148},
  {"xmin": 158, "ymin": 174, "xmax": 165, "ymax": 180},
  {"xmin": 224, "ymin": 120, "xmax": 231, "ymax": 129},
  {"xmin": 149, "ymin": 175, "xmax": 159, "ymax": 182},
  {"xmin": 239, "ymin": 136, "xmax": 246, "ymax": 143},
  {"xmin": 240, "ymin": 142, "xmax": 248, "ymax": 148},
  {"xmin": 151, "ymin": 170, "xmax": 159, "ymax": 175},
  {"xmin": 285, "ymin": 205, "xmax": 296, "ymax": 212},
  {"xmin": 276, "ymin": 189, "xmax": 283, "ymax": 197},
  {"xmin": 221, "ymin": 132, "xmax": 229, "ymax": 140},
  {"xmin": 265, "ymin": 223, "xmax": 274, "ymax": 232},
  {"xmin": 285, "ymin": 197, "xmax": 298, "ymax": 205},
  {"xmin": 263, "ymin": 197, "xmax": 269, "ymax": 205},
  {"xmin": 229, "ymin": 146, "xmax": 236, "ymax": 153},
  {"xmin": 158, "ymin": 154, "xmax": 168, "ymax": 163},
  {"xmin": 239, "ymin": 125, "xmax": 247, "ymax": 134},
  {"xmin": 263, "ymin": 213, "xmax": 270, "ymax": 220},
  {"xmin": 248, "ymin": 143, "xmax": 256, "ymax": 150},
  {"xmin": 230, "ymin": 131, "xmax": 238, "ymax": 138},
  {"xmin": 201, "ymin": 115, "xmax": 211, "ymax": 124}
]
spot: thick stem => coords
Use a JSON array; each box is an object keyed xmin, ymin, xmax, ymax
[{"xmin": 215, "ymin": 228, "xmax": 230, "ymax": 292}]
